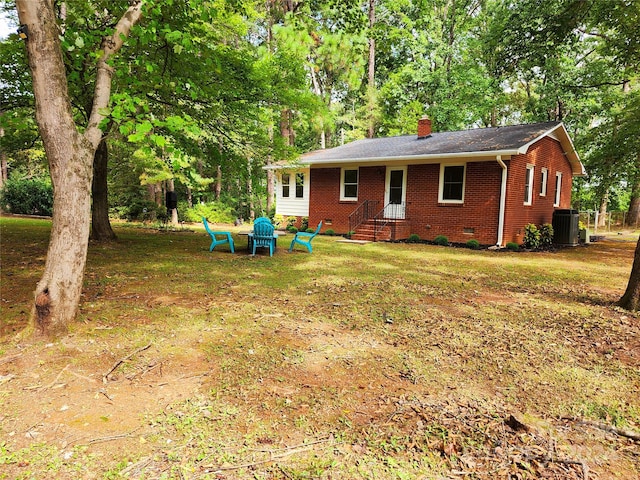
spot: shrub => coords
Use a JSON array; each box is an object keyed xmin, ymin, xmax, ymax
[
  {"xmin": 286, "ymin": 216, "xmax": 297, "ymax": 228},
  {"xmin": 300, "ymin": 216, "xmax": 309, "ymax": 232},
  {"xmin": 433, "ymin": 235, "xmax": 449, "ymax": 246},
  {"xmin": 306, "ymin": 228, "xmax": 315, "ymax": 233},
  {"xmin": 523, "ymin": 223, "xmax": 554, "ymax": 251},
  {"xmin": 0, "ymin": 177, "xmax": 53, "ymax": 216},
  {"xmin": 522, "ymin": 223, "xmax": 541, "ymax": 250},
  {"xmin": 539, "ymin": 223, "xmax": 554, "ymax": 250},
  {"xmin": 288, "ymin": 226, "xmax": 298, "ymax": 233},
  {"xmin": 123, "ymin": 200, "xmax": 164, "ymax": 222},
  {"xmin": 325, "ymin": 229, "xmax": 335, "ymax": 236},
  {"xmin": 407, "ymin": 233, "xmax": 421, "ymax": 243},
  {"xmin": 273, "ymin": 214, "xmax": 284, "ymax": 229},
  {"xmin": 506, "ymin": 242, "xmax": 520, "ymax": 251},
  {"xmin": 181, "ymin": 202, "xmax": 235, "ymax": 224},
  {"xmin": 466, "ymin": 239, "xmax": 480, "ymax": 250}
]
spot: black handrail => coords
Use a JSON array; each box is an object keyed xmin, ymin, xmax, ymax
[
  {"xmin": 348, "ymin": 200, "xmax": 378, "ymax": 234},
  {"xmin": 373, "ymin": 202, "xmax": 405, "ymax": 241}
]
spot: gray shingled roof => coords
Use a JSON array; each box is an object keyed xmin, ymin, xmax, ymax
[{"xmin": 302, "ymin": 122, "xmax": 563, "ymax": 162}]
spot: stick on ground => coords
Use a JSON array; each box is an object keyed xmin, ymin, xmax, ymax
[{"xmin": 103, "ymin": 343, "xmax": 152, "ymax": 383}]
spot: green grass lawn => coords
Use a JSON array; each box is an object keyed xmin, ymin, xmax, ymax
[{"xmin": 1, "ymin": 216, "xmax": 639, "ymax": 479}]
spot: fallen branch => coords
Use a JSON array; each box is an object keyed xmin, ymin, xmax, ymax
[
  {"xmin": 103, "ymin": 343, "xmax": 152, "ymax": 383},
  {"xmin": 203, "ymin": 437, "xmax": 336, "ymax": 472},
  {"xmin": 85, "ymin": 431, "xmax": 135, "ymax": 445},
  {"xmin": 0, "ymin": 353, "xmax": 22, "ymax": 365},
  {"xmin": 40, "ymin": 364, "xmax": 70, "ymax": 391},
  {"xmin": 523, "ymin": 454, "xmax": 589, "ymax": 480},
  {"xmin": 563, "ymin": 417, "xmax": 640, "ymax": 442}
]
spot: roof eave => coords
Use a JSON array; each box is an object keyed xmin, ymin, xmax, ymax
[
  {"xmin": 295, "ymin": 149, "xmax": 521, "ymax": 168},
  {"xmin": 519, "ymin": 123, "xmax": 586, "ymax": 177}
]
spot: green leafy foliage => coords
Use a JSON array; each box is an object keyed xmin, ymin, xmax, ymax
[
  {"xmin": 407, "ymin": 233, "xmax": 421, "ymax": 243},
  {"xmin": 523, "ymin": 223, "xmax": 554, "ymax": 251},
  {"xmin": 506, "ymin": 242, "xmax": 520, "ymax": 251},
  {"xmin": 181, "ymin": 202, "xmax": 235, "ymax": 224},
  {"xmin": 466, "ymin": 239, "xmax": 481, "ymax": 250},
  {"xmin": 433, "ymin": 235, "xmax": 448, "ymax": 246},
  {"xmin": 0, "ymin": 177, "xmax": 53, "ymax": 216}
]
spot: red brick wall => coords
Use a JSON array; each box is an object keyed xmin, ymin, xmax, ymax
[
  {"xmin": 308, "ymin": 166, "xmax": 386, "ymax": 232},
  {"xmin": 502, "ymin": 137, "xmax": 574, "ymax": 244},
  {"xmin": 404, "ymin": 162, "xmax": 503, "ymax": 245},
  {"xmin": 306, "ymin": 137, "xmax": 574, "ymax": 245}
]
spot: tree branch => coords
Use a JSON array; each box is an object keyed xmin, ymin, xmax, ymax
[{"xmin": 85, "ymin": 1, "xmax": 145, "ymax": 148}]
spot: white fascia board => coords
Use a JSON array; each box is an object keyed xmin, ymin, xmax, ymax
[
  {"xmin": 518, "ymin": 123, "xmax": 586, "ymax": 176},
  {"xmin": 297, "ymin": 150, "xmax": 520, "ymax": 168}
]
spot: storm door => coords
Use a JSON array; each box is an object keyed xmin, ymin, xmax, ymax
[{"xmin": 384, "ymin": 167, "xmax": 406, "ymax": 219}]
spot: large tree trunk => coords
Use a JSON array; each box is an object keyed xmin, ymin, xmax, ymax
[
  {"xmin": 0, "ymin": 120, "xmax": 7, "ymax": 189},
  {"xmin": 90, "ymin": 138, "xmax": 117, "ymax": 241},
  {"xmin": 17, "ymin": 0, "xmax": 144, "ymax": 337},
  {"xmin": 618, "ymin": 237, "xmax": 640, "ymax": 311},
  {"xmin": 367, "ymin": 0, "xmax": 376, "ymax": 139},
  {"xmin": 628, "ymin": 169, "xmax": 640, "ymax": 227},
  {"xmin": 597, "ymin": 192, "xmax": 608, "ymax": 228}
]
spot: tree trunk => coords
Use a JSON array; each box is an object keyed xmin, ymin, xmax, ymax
[
  {"xmin": 618, "ymin": 237, "xmax": 640, "ymax": 311},
  {"xmin": 367, "ymin": 0, "xmax": 376, "ymax": 139},
  {"xmin": 215, "ymin": 164, "xmax": 222, "ymax": 200},
  {"xmin": 628, "ymin": 165, "xmax": 640, "ymax": 227},
  {"xmin": 0, "ymin": 119, "xmax": 6, "ymax": 189},
  {"xmin": 597, "ymin": 192, "xmax": 608, "ymax": 228},
  {"xmin": 167, "ymin": 178, "xmax": 178, "ymax": 225},
  {"xmin": 90, "ymin": 138, "xmax": 117, "ymax": 241},
  {"xmin": 17, "ymin": 0, "xmax": 144, "ymax": 337}
]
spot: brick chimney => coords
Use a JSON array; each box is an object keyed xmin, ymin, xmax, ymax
[{"xmin": 417, "ymin": 116, "xmax": 432, "ymax": 138}]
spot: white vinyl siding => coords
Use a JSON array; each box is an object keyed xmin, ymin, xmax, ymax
[{"xmin": 275, "ymin": 169, "xmax": 310, "ymax": 217}]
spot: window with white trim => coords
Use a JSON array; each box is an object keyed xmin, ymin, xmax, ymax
[
  {"xmin": 540, "ymin": 168, "xmax": 548, "ymax": 196},
  {"xmin": 295, "ymin": 173, "xmax": 304, "ymax": 198},
  {"xmin": 341, "ymin": 168, "xmax": 358, "ymax": 200},
  {"xmin": 281, "ymin": 173, "xmax": 290, "ymax": 198},
  {"xmin": 554, "ymin": 172, "xmax": 562, "ymax": 207},
  {"xmin": 439, "ymin": 164, "xmax": 466, "ymax": 203},
  {"xmin": 524, "ymin": 164, "xmax": 534, "ymax": 205}
]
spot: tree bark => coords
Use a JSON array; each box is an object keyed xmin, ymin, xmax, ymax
[
  {"xmin": 90, "ymin": 138, "xmax": 117, "ymax": 241},
  {"xmin": 597, "ymin": 192, "xmax": 608, "ymax": 228},
  {"xmin": 367, "ymin": 0, "xmax": 376, "ymax": 139},
  {"xmin": 17, "ymin": 0, "xmax": 144, "ymax": 337},
  {"xmin": 0, "ymin": 122, "xmax": 6, "ymax": 190},
  {"xmin": 618, "ymin": 237, "xmax": 640, "ymax": 311},
  {"xmin": 167, "ymin": 178, "xmax": 178, "ymax": 225}
]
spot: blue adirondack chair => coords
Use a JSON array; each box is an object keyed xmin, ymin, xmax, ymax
[
  {"xmin": 254, "ymin": 216, "xmax": 271, "ymax": 225},
  {"xmin": 251, "ymin": 220, "xmax": 276, "ymax": 256},
  {"xmin": 289, "ymin": 221, "xmax": 322, "ymax": 253},
  {"xmin": 202, "ymin": 217, "xmax": 235, "ymax": 253}
]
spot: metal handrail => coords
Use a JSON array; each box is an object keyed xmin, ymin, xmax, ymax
[
  {"xmin": 348, "ymin": 200, "xmax": 378, "ymax": 233},
  {"xmin": 373, "ymin": 202, "xmax": 406, "ymax": 241}
]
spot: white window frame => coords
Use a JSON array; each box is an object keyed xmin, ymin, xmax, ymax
[
  {"xmin": 438, "ymin": 164, "xmax": 466, "ymax": 204},
  {"xmin": 524, "ymin": 164, "xmax": 534, "ymax": 205},
  {"xmin": 281, "ymin": 173, "xmax": 291, "ymax": 198},
  {"xmin": 340, "ymin": 168, "xmax": 359, "ymax": 201},
  {"xmin": 540, "ymin": 167, "xmax": 548, "ymax": 197},
  {"xmin": 295, "ymin": 172, "xmax": 304, "ymax": 198},
  {"xmin": 554, "ymin": 172, "xmax": 562, "ymax": 207}
]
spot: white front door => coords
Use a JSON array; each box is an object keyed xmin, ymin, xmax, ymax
[{"xmin": 384, "ymin": 167, "xmax": 406, "ymax": 219}]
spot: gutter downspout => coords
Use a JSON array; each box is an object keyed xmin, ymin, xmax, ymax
[{"xmin": 496, "ymin": 155, "xmax": 507, "ymax": 247}]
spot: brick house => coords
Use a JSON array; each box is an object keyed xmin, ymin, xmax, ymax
[{"xmin": 270, "ymin": 119, "xmax": 585, "ymax": 246}]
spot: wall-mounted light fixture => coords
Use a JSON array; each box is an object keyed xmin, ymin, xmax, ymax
[{"xmin": 17, "ymin": 25, "xmax": 28, "ymax": 40}]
